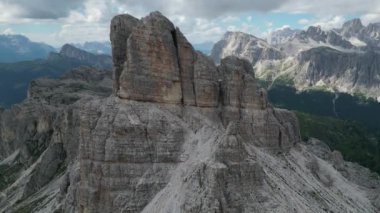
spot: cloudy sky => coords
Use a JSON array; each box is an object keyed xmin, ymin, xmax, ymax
[{"xmin": 0, "ymin": 0, "xmax": 379, "ymax": 47}]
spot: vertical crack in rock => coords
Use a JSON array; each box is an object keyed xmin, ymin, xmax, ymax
[
  {"xmin": 170, "ymin": 29, "xmax": 185, "ymax": 105},
  {"xmin": 191, "ymin": 53, "xmax": 197, "ymax": 106},
  {"xmin": 174, "ymin": 28, "xmax": 197, "ymax": 106},
  {"xmin": 239, "ymin": 74, "xmax": 245, "ymax": 120},
  {"xmin": 217, "ymin": 79, "xmax": 224, "ymax": 121}
]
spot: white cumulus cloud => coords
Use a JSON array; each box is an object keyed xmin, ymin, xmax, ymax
[{"xmin": 1, "ymin": 0, "xmax": 380, "ymax": 46}]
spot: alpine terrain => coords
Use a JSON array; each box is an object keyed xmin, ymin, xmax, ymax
[
  {"xmin": 0, "ymin": 44, "xmax": 112, "ymax": 107},
  {"xmin": 211, "ymin": 19, "xmax": 380, "ymax": 101},
  {"xmin": 0, "ymin": 12, "xmax": 379, "ymax": 213}
]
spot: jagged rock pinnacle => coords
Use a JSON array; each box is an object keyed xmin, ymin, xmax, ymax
[{"xmin": 110, "ymin": 12, "xmax": 266, "ymax": 111}]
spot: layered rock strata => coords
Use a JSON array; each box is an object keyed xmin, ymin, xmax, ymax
[
  {"xmin": 1, "ymin": 11, "xmax": 380, "ymax": 213},
  {"xmin": 78, "ymin": 12, "xmax": 379, "ymax": 213},
  {"xmin": 211, "ymin": 19, "xmax": 380, "ymax": 100},
  {"xmin": 0, "ymin": 67, "xmax": 112, "ymax": 212}
]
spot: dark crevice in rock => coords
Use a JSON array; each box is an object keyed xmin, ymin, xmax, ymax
[
  {"xmin": 171, "ymin": 30, "xmax": 178, "ymax": 50},
  {"xmin": 217, "ymin": 79, "xmax": 224, "ymax": 122},
  {"xmin": 144, "ymin": 126, "xmax": 154, "ymax": 163},
  {"xmin": 239, "ymin": 74, "xmax": 245, "ymax": 120},
  {"xmin": 259, "ymin": 90, "xmax": 266, "ymax": 110},
  {"xmin": 170, "ymin": 29, "xmax": 184, "ymax": 105},
  {"xmin": 191, "ymin": 53, "xmax": 197, "ymax": 106},
  {"xmin": 114, "ymin": 65, "xmax": 122, "ymax": 95}
]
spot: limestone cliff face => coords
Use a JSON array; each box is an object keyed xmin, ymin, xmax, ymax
[
  {"xmin": 78, "ymin": 12, "xmax": 300, "ymax": 213},
  {"xmin": 111, "ymin": 12, "xmax": 221, "ymax": 107},
  {"xmin": 1, "ymin": 12, "xmax": 380, "ymax": 213},
  {"xmin": 211, "ymin": 19, "xmax": 380, "ymax": 100},
  {"xmin": 76, "ymin": 12, "xmax": 380, "ymax": 213},
  {"xmin": 0, "ymin": 67, "xmax": 112, "ymax": 212},
  {"xmin": 210, "ymin": 31, "xmax": 284, "ymax": 65},
  {"xmin": 296, "ymin": 47, "xmax": 380, "ymax": 94}
]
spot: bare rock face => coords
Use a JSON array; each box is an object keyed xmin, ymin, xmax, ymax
[
  {"xmin": 175, "ymin": 28, "xmax": 197, "ymax": 106},
  {"xmin": 116, "ymin": 12, "xmax": 182, "ymax": 103},
  {"xmin": 2, "ymin": 11, "xmax": 380, "ymax": 213},
  {"xmin": 77, "ymin": 11, "xmax": 380, "ymax": 213},
  {"xmin": 219, "ymin": 56, "xmax": 263, "ymax": 109},
  {"xmin": 193, "ymin": 52, "xmax": 220, "ymax": 107},
  {"xmin": 78, "ymin": 98, "xmax": 301, "ymax": 212},
  {"xmin": 296, "ymin": 46, "xmax": 380, "ymax": 93},
  {"xmin": 112, "ymin": 12, "xmax": 221, "ymax": 106},
  {"xmin": 211, "ymin": 19, "xmax": 380, "ymax": 100},
  {"xmin": 76, "ymin": 11, "xmax": 303, "ymax": 213},
  {"xmin": 341, "ymin": 18, "xmax": 364, "ymax": 38},
  {"xmin": 0, "ymin": 67, "xmax": 112, "ymax": 213},
  {"xmin": 210, "ymin": 31, "xmax": 284, "ymax": 65},
  {"xmin": 110, "ymin": 14, "xmax": 140, "ymax": 93}
]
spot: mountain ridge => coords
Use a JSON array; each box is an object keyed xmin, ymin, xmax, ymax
[
  {"xmin": 0, "ymin": 13, "xmax": 379, "ymax": 213},
  {"xmin": 211, "ymin": 18, "xmax": 380, "ymax": 101},
  {"xmin": 0, "ymin": 44, "xmax": 112, "ymax": 107},
  {"xmin": 0, "ymin": 34, "xmax": 55, "ymax": 63},
  {"xmin": 72, "ymin": 41, "xmax": 112, "ymax": 55}
]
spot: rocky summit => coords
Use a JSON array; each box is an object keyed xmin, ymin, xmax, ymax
[
  {"xmin": 59, "ymin": 44, "xmax": 113, "ymax": 70},
  {"xmin": 0, "ymin": 11, "xmax": 379, "ymax": 213}
]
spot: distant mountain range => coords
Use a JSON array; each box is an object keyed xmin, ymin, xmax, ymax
[
  {"xmin": 0, "ymin": 44, "xmax": 112, "ymax": 107},
  {"xmin": 211, "ymin": 18, "xmax": 380, "ymax": 101},
  {"xmin": 72, "ymin": 41, "xmax": 215, "ymax": 56},
  {"xmin": 59, "ymin": 44, "xmax": 112, "ymax": 68},
  {"xmin": 0, "ymin": 33, "xmax": 213, "ymax": 63},
  {"xmin": 72, "ymin": 41, "xmax": 112, "ymax": 55},
  {"xmin": 0, "ymin": 34, "xmax": 55, "ymax": 63},
  {"xmin": 0, "ymin": 34, "xmax": 114, "ymax": 62}
]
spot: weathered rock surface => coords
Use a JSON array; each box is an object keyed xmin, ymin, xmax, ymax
[
  {"xmin": 193, "ymin": 52, "xmax": 220, "ymax": 107},
  {"xmin": 75, "ymin": 11, "xmax": 380, "ymax": 213},
  {"xmin": 1, "ymin": 12, "xmax": 380, "ymax": 213},
  {"xmin": 110, "ymin": 14, "xmax": 140, "ymax": 93},
  {"xmin": 219, "ymin": 56, "xmax": 263, "ymax": 108},
  {"xmin": 340, "ymin": 18, "xmax": 365, "ymax": 38},
  {"xmin": 267, "ymin": 27, "xmax": 300, "ymax": 45},
  {"xmin": 210, "ymin": 31, "xmax": 283, "ymax": 65},
  {"xmin": 0, "ymin": 67, "xmax": 112, "ymax": 212},
  {"xmin": 115, "ymin": 12, "xmax": 182, "ymax": 103},
  {"xmin": 326, "ymin": 30, "xmax": 354, "ymax": 49},
  {"xmin": 112, "ymin": 12, "xmax": 221, "ymax": 107},
  {"xmin": 295, "ymin": 47, "xmax": 380, "ymax": 97},
  {"xmin": 211, "ymin": 19, "xmax": 380, "ymax": 100}
]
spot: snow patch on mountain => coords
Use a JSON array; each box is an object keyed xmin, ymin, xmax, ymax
[{"xmin": 348, "ymin": 37, "xmax": 367, "ymax": 47}]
